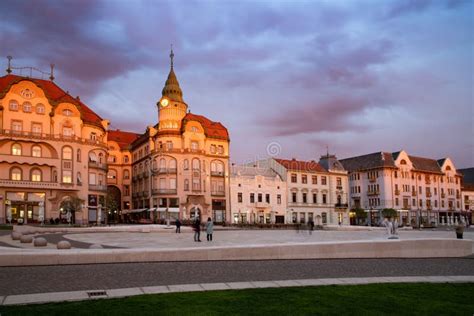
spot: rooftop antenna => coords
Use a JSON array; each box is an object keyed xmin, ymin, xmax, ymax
[
  {"xmin": 49, "ymin": 63, "xmax": 55, "ymax": 81},
  {"xmin": 170, "ymin": 44, "xmax": 174, "ymax": 70},
  {"xmin": 6, "ymin": 56, "xmax": 12, "ymax": 74},
  {"xmin": 326, "ymin": 145, "xmax": 329, "ymax": 157}
]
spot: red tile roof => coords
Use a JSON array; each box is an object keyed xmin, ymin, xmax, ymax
[
  {"xmin": 108, "ymin": 129, "xmax": 141, "ymax": 150},
  {"xmin": 275, "ymin": 158, "xmax": 326, "ymax": 173},
  {"xmin": 0, "ymin": 74, "xmax": 104, "ymax": 130},
  {"xmin": 182, "ymin": 113, "xmax": 229, "ymax": 140}
]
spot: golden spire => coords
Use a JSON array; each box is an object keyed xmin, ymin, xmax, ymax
[{"xmin": 162, "ymin": 46, "xmax": 183, "ymax": 102}]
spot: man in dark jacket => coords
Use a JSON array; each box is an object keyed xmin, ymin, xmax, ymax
[
  {"xmin": 175, "ymin": 219, "xmax": 181, "ymax": 233},
  {"xmin": 193, "ymin": 217, "xmax": 201, "ymax": 242}
]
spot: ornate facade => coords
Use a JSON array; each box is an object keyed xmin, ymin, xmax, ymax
[
  {"xmin": 129, "ymin": 51, "xmax": 230, "ymax": 224},
  {"xmin": 0, "ymin": 73, "xmax": 109, "ymax": 224}
]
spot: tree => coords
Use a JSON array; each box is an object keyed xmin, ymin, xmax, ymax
[
  {"xmin": 382, "ymin": 208, "xmax": 397, "ymax": 219},
  {"xmin": 353, "ymin": 208, "xmax": 367, "ymax": 225},
  {"xmin": 106, "ymin": 192, "xmax": 119, "ymax": 223},
  {"xmin": 60, "ymin": 196, "xmax": 83, "ymax": 224}
]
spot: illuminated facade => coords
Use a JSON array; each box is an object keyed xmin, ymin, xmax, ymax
[{"xmin": 128, "ymin": 50, "xmax": 230, "ymax": 223}]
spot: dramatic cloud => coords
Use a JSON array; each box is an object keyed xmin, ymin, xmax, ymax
[{"xmin": 0, "ymin": 0, "xmax": 471, "ymax": 167}]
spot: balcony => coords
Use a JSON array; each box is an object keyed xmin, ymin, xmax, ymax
[
  {"xmin": 152, "ymin": 188, "xmax": 177, "ymax": 195},
  {"xmin": 395, "ymin": 189, "xmax": 400, "ymax": 196},
  {"xmin": 88, "ymin": 184, "xmax": 108, "ymax": 192},
  {"xmin": 155, "ymin": 168, "xmax": 177, "ymax": 175},
  {"xmin": 426, "ymin": 192, "xmax": 432, "ymax": 198},
  {"xmin": 0, "ymin": 129, "xmax": 107, "ymax": 148},
  {"xmin": 456, "ymin": 193, "xmax": 461, "ymax": 199},
  {"xmin": 211, "ymin": 191, "xmax": 226, "ymax": 197},
  {"xmin": 211, "ymin": 171, "xmax": 225, "ymax": 177},
  {"xmin": 368, "ymin": 177, "xmax": 377, "ymax": 183},
  {"xmin": 367, "ymin": 190, "xmax": 380, "ymax": 196},
  {"xmin": 88, "ymin": 161, "xmax": 108, "ymax": 171},
  {"xmin": 336, "ymin": 185, "xmax": 343, "ymax": 190},
  {"xmin": 0, "ymin": 179, "xmax": 60, "ymax": 189},
  {"xmin": 335, "ymin": 203, "xmax": 349, "ymax": 209},
  {"xmin": 255, "ymin": 202, "xmax": 269, "ymax": 208},
  {"xmin": 412, "ymin": 191, "xmax": 417, "ymax": 196},
  {"xmin": 441, "ymin": 193, "xmax": 446, "ymax": 198}
]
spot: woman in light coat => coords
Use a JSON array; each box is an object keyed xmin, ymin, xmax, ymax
[{"xmin": 205, "ymin": 217, "xmax": 214, "ymax": 241}]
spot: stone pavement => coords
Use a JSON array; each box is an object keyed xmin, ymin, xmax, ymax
[{"xmin": 1, "ymin": 275, "xmax": 473, "ymax": 306}]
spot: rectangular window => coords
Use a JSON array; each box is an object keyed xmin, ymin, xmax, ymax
[
  {"xmin": 218, "ymin": 146, "xmax": 224, "ymax": 154},
  {"xmin": 31, "ymin": 123, "xmax": 42, "ymax": 136},
  {"xmin": 11, "ymin": 120, "xmax": 22, "ymax": 133},
  {"xmin": 238, "ymin": 192, "xmax": 243, "ymax": 203},
  {"xmin": 124, "ymin": 185, "xmax": 130, "ymax": 196},
  {"xmin": 88, "ymin": 173, "xmax": 96, "ymax": 185},
  {"xmin": 265, "ymin": 194, "xmax": 270, "ymax": 203},
  {"xmin": 312, "ymin": 175, "xmax": 317, "ymax": 184},
  {"xmin": 63, "ymin": 127, "xmax": 73, "ymax": 137},
  {"xmin": 90, "ymin": 132, "xmax": 97, "ymax": 140},
  {"xmin": 250, "ymin": 193, "xmax": 255, "ymax": 203},
  {"xmin": 322, "ymin": 194, "xmax": 327, "ymax": 204},
  {"xmin": 291, "ymin": 173, "xmax": 297, "ymax": 183},
  {"xmin": 166, "ymin": 141, "xmax": 173, "ymax": 150},
  {"xmin": 63, "ymin": 170, "xmax": 72, "ymax": 183},
  {"xmin": 336, "ymin": 177, "xmax": 342, "ymax": 186},
  {"xmin": 277, "ymin": 194, "xmax": 281, "ymax": 204},
  {"xmin": 258, "ymin": 193, "xmax": 262, "ymax": 203},
  {"xmin": 322, "ymin": 212, "xmax": 327, "ymax": 224},
  {"xmin": 321, "ymin": 176, "xmax": 327, "ymax": 185},
  {"xmin": 169, "ymin": 178, "xmax": 177, "ymax": 189},
  {"xmin": 292, "ymin": 192, "xmax": 297, "ymax": 203},
  {"xmin": 210, "ymin": 145, "xmax": 216, "ymax": 154},
  {"xmin": 302, "ymin": 175, "xmax": 307, "ymax": 184},
  {"xmin": 302, "ymin": 193, "xmax": 307, "ymax": 203},
  {"xmin": 313, "ymin": 193, "xmax": 317, "ymax": 204}
]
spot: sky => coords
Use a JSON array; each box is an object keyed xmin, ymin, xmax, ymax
[{"xmin": 0, "ymin": 0, "xmax": 472, "ymax": 167}]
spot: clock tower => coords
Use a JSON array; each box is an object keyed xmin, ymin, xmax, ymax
[{"xmin": 157, "ymin": 48, "xmax": 188, "ymax": 131}]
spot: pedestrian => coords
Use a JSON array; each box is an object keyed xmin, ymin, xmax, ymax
[
  {"xmin": 193, "ymin": 217, "xmax": 201, "ymax": 242},
  {"xmin": 308, "ymin": 219, "xmax": 314, "ymax": 235},
  {"xmin": 206, "ymin": 217, "xmax": 214, "ymax": 241},
  {"xmin": 175, "ymin": 218, "xmax": 181, "ymax": 233}
]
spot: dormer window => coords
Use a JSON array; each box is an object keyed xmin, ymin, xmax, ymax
[
  {"xmin": 36, "ymin": 104, "xmax": 45, "ymax": 114},
  {"xmin": 191, "ymin": 141, "xmax": 199, "ymax": 151},
  {"xmin": 23, "ymin": 102, "xmax": 32, "ymax": 112},
  {"xmin": 210, "ymin": 145, "xmax": 216, "ymax": 154},
  {"xmin": 63, "ymin": 109, "xmax": 73, "ymax": 116},
  {"xmin": 90, "ymin": 132, "xmax": 97, "ymax": 140},
  {"xmin": 191, "ymin": 126, "xmax": 198, "ymax": 133}
]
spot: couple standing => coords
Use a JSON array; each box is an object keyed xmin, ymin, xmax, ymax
[{"xmin": 193, "ymin": 217, "xmax": 214, "ymax": 242}]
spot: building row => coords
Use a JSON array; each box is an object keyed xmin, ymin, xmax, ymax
[{"xmin": 0, "ymin": 54, "xmax": 472, "ymax": 226}]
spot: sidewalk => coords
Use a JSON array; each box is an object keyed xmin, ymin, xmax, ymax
[{"xmin": 2, "ymin": 275, "xmax": 473, "ymax": 306}]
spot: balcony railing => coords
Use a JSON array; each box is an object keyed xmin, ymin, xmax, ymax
[
  {"xmin": 154, "ymin": 168, "xmax": 177, "ymax": 175},
  {"xmin": 456, "ymin": 193, "xmax": 461, "ymax": 199},
  {"xmin": 0, "ymin": 129, "xmax": 108, "ymax": 148},
  {"xmin": 88, "ymin": 184, "xmax": 108, "ymax": 192},
  {"xmin": 412, "ymin": 191, "xmax": 417, "ymax": 196},
  {"xmin": 335, "ymin": 203, "xmax": 349, "ymax": 209},
  {"xmin": 368, "ymin": 177, "xmax": 377, "ymax": 183},
  {"xmin": 395, "ymin": 189, "xmax": 400, "ymax": 196},
  {"xmin": 426, "ymin": 192, "xmax": 432, "ymax": 198},
  {"xmin": 336, "ymin": 185, "xmax": 343, "ymax": 190},
  {"xmin": 211, "ymin": 191, "xmax": 226, "ymax": 197},
  {"xmin": 211, "ymin": 171, "xmax": 225, "ymax": 177},
  {"xmin": 367, "ymin": 190, "xmax": 379, "ymax": 196},
  {"xmin": 152, "ymin": 188, "xmax": 177, "ymax": 195},
  {"xmin": 0, "ymin": 179, "xmax": 60, "ymax": 189},
  {"xmin": 255, "ymin": 202, "xmax": 269, "ymax": 208},
  {"xmin": 441, "ymin": 193, "xmax": 446, "ymax": 198},
  {"xmin": 88, "ymin": 161, "xmax": 108, "ymax": 171}
]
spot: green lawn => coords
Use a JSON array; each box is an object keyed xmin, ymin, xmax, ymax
[{"xmin": 1, "ymin": 283, "xmax": 473, "ymax": 315}]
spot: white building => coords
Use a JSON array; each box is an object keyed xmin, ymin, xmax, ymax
[
  {"xmin": 459, "ymin": 168, "xmax": 474, "ymax": 225},
  {"xmin": 340, "ymin": 150, "xmax": 463, "ymax": 226},
  {"xmin": 230, "ymin": 165, "xmax": 287, "ymax": 224},
  {"xmin": 256, "ymin": 155, "xmax": 349, "ymax": 225}
]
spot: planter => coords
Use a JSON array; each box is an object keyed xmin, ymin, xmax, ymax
[{"xmin": 456, "ymin": 232, "xmax": 463, "ymax": 239}]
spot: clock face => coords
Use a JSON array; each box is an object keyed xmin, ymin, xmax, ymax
[{"xmin": 160, "ymin": 99, "xmax": 169, "ymax": 107}]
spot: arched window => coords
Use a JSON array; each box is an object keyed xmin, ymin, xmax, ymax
[
  {"xmin": 183, "ymin": 159, "xmax": 189, "ymax": 170},
  {"xmin": 36, "ymin": 103, "xmax": 45, "ymax": 114},
  {"xmin": 77, "ymin": 149, "xmax": 81, "ymax": 162},
  {"xmin": 99, "ymin": 152, "xmax": 104, "ymax": 163},
  {"xmin": 159, "ymin": 158, "xmax": 166, "ymax": 170},
  {"xmin": 192, "ymin": 158, "xmax": 200, "ymax": 170},
  {"xmin": 446, "ymin": 166, "xmax": 452, "ymax": 171},
  {"xmin": 12, "ymin": 143, "xmax": 22, "ymax": 156},
  {"xmin": 23, "ymin": 102, "xmax": 32, "ymax": 113},
  {"xmin": 11, "ymin": 167, "xmax": 22, "ymax": 180},
  {"xmin": 31, "ymin": 169, "xmax": 42, "ymax": 182},
  {"xmin": 169, "ymin": 159, "xmax": 177, "ymax": 170},
  {"xmin": 63, "ymin": 109, "xmax": 73, "ymax": 116},
  {"xmin": 124, "ymin": 155, "xmax": 129, "ymax": 163},
  {"xmin": 123, "ymin": 170, "xmax": 130, "ymax": 179},
  {"xmin": 211, "ymin": 160, "xmax": 224, "ymax": 174},
  {"xmin": 89, "ymin": 152, "xmax": 97, "ymax": 162},
  {"xmin": 62, "ymin": 147, "xmax": 72, "ymax": 160},
  {"xmin": 32, "ymin": 145, "xmax": 41, "ymax": 157},
  {"xmin": 400, "ymin": 159, "xmax": 407, "ymax": 165},
  {"xmin": 77, "ymin": 172, "xmax": 82, "ymax": 185}
]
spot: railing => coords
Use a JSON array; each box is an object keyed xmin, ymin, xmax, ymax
[
  {"xmin": 0, "ymin": 129, "xmax": 107, "ymax": 148},
  {"xmin": 211, "ymin": 191, "xmax": 226, "ymax": 197},
  {"xmin": 211, "ymin": 171, "xmax": 225, "ymax": 177},
  {"xmin": 412, "ymin": 191, "xmax": 417, "ymax": 196},
  {"xmin": 441, "ymin": 193, "xmax": 446, "ymax": 198},
  {"xmin": 336, "ymin": 185, "xmax": 343, "ymax": 190},
  {"xmin": 369, "ymin": 177, "xmax": 377, "ymax": 183},
  {"xmin": 88, "ymin": 184, "xmax": 108, "ymax": 192},
  {"xmin": 395, "ymin": 189, "xmax": 400, "ymax": 196},
  {"xmin": 0, "ymin": 179, "xmax": 60, "ymax": 188},
  {"xmin": 255, "ymin": 202, "xmax": 269, "ymax": 208},
  {"xmin": 367, "ymin": 190, "xmax": 380, "ymax": 196},
  {"xmin": 152, "ymin": 188, "xmax": 177, "ymax": 195},
  {"xmin": 88, "ymin": 161, "xmax": 108, "ymax": 170},
  {"xmin": 154, "ymin": 168, "xmax": 177, "ymax": 175},
  {"xmin": 335, "ymin": 203, "xmax": 349, "ymax": 208},
  {"xmin": 426, "ymin": 192, "xmax": 432, "ymax": 198}
]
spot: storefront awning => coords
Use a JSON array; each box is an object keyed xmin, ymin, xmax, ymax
[{"xmin": 122, "ymin": 208, "xmax": 148, "ymax": 214}]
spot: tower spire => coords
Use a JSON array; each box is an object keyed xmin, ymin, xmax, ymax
[{"xmin": 170, "ymin": 44, "xmax": 174, "ymax": 70}]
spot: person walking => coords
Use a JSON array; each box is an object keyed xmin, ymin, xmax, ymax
[
  {"xmin": 205, "ymin": 217, "xmax": 214, "ymax": 241},
  {"xmin": 175, "ymin": 218, "xmax": 181, "ymax": 233},
  {"xmin": 193, "ymin": 217, "xmax": 201, "ymax": 242}
]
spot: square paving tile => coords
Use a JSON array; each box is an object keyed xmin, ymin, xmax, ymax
[{"xmin": 3, "ymin": 291, "xmax": 88, "ymax": 306}]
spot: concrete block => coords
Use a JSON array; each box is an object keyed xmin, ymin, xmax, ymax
[
  {"xmin": 226, "ymin": 282, "xmax": 255, "ymax": 290},
  {"xmin": 141, "ymin": 286, "xmax": 170, "ymax": 294},
  {"xmin": 3, "ymin": 291, "xmax": 89, "ymax": 306},
  {"xmin": 57, "ymin": 241, "xmax": 72, "ymax": 249},
  {"xmin": 34, "ymin": 237, "xmax": 48, "ymax": 247},
  {"xmin": 20, "ymin": 235, "xmax": 33, "ymax": 243},
  {"xmin": 107, "ymin": 288, "xmax": 143, "ymax": 298},
  {"xmin": 251, "ymin": 281, "xmax": 280, "ymax": 288},
  {"xmin": 273, "ymin": 280, "xmax": 303, "ymax": 287},
  {"xmin": 11, "ymin": 232, "xmax": 22, "ymax": 240},
  {"xmin": 200, "ymin": 283, "xmax": 231, "ymax": 291},
  {"xmin": 167, "ymin": 284, "xmax": 204, "ymax": 293}
]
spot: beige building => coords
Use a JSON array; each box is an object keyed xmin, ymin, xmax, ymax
[
  {"xmin": 128, "ymin": 50, "xmax": 230, "ymax": 224},
  {"xmin": 106, "ymin": 129, "xmax": 140, "ymax": 222},
  {"xmin": 257, "ymin": 155, "xmax": 350, "ymax": 225},
  {"xmin": 0, "ymin": 71, "xmax": 110, "ymax": 224},
  {"xmin": 459, "ymin": 168, "xmax": 474, "ymax": 225},
  {"xmin": 230, "ymin": 164, "xmax": 287, "ymax": 224},
  {"xmin": 340, "ymin": 150, "xmax": 463, "ymax": 226}
]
